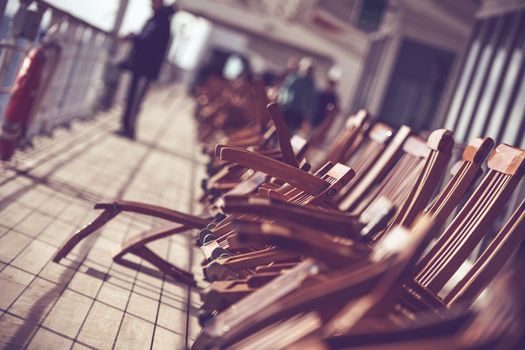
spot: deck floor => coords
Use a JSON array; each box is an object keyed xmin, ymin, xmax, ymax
[{"xmin": 0, "ymin": 87, "xmax": 206, "ymax": 349}]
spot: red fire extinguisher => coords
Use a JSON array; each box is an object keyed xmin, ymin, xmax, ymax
[{"xmin": 0, "ymin": 46, "xmax": 47, "ymax": 161}]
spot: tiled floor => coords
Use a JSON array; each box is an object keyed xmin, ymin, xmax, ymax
[{"xmin": 0, "ymin": 87, "xmax": 206, "ymax": 349}]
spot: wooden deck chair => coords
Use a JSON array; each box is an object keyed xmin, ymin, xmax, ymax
[
  {"xmin": 219, "ymin": 129, "xmax": 454, "ymax": 244},
  {"xmin": 306, "ymin": 103, "xmax": 340, "ymax": 151},
  {"xmin": 198, "ymin": 129, "xmax": 452, "ymax": 280},
  {"xmin": 336, "ymin": 125, "xmax": 412, "ymax": 212},
  {"xmin": 200, "ymin": 135, "xmax": 492, "ymax": 307},
  {"xmin": 308, "ymin": 110, "xmax": 370, "ymax": 172},
  {"xmin": 232, "ymin": 136, "xmax": 493, "ymax": 243},
  {"xmin": 198, "ymin": 79, "xmax": 274, "ymax": 170},
  {"xmin": 204, "ymin": 82, "xmax": 273, "ymax": 155},
  {"xmin": 204, "ymin": 134, "xmax": 308, "ymax": 202},
  {"xmin": 399, "ymin": 144, "xmax": 525, "ymax": 314},
  {"xmin": 211, "ymin": 78, "xmax": 270, "ymax": 147},
  {"xmin": 203, "ymin": 101, "xmax": 325, "ymax": 200},
  {"xmin": 222, "ymin": 136, "xmax": 489, "ymax": 281},
  {"xmin": 198, "ymin": 159, "xmax": 356, "ymax": 274},
  {"xmin": 204, "ymin": 101, "xmax": 297, "ymax": 177},
  {"xmin": 192, "ymin": 216, "xmax": 439, "ymax": 350},
  {"xmin": 295, "ymin": 244, "xmax": 525, "ymax": 350},
  {"xmin": 203, "ymin": 103, "xmax": 314, "ymax": 202},
  {"xmin": 196, "ymin": 78, "xmax": 254, "ymax": 142},
  {"xmin": 209, "ymin": 145, "xmax": 523, "ymax": 349},
  {"xmin": 52, "ymin": 146, "xmax": 352, "ymax": 286},
  {"xmin": 334, "ymin": 122, "xmax": 395, "ymax": 199}
]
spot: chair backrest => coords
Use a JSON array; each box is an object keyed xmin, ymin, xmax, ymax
[
  {"xmin": 219, "ymin": 146, "xmax": 355, "ymax": 200},
  {"xmin": 304, "ymin": 163, "xmax": 357, "ymax": 205},
  {"xmin": 384, "ymin": 130, "xmax": 455, "ymax": 231},
  {"xmin": 306, "ymin": 103, "xmax": 339, "ymax": 151},
  {"xmin": 290, "ymin": 134, "xmax": 309, "ymax": 162},
  {"xmin": 255, "ymin": 124, "xmax": 278, "ymax": 150},
  {"xmin": 369, "ymin": 137, "xmax": 492, "ymax": 246},
  {"xmin": 424, "ymin": 137, "xmax": 494, "ymax": 227},
  {"xmin": 350, "ymin": 134, "xmax": 429, "ymax": 215},
  {"xmin": 311, "ymin": 110, "xmax": 370, "ymax": 172},
  {"xmin": 338, "ymin": 125, "xmax": 411, "ymax": 212},
  {"xmin": 415, "ymin": 144, "xmax": 525, "ymax": 300},
  {"xmin": 268, "ymin": 162, "xmax": 356, "ymax": 207},
  {"xmin": 349, "ymin": 130, "xmax": 455, "ymax": 243},
  {"xmin": 444, "ymin": 198, "xmax": 525, "ymax": 306},
  {"xmin": 336, "ymin": 122, "xmax": 394, "ymax": 199}
]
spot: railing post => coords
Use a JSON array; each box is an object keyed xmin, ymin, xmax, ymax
[
  {"xmin": 0, "ymin": 0, "xmax": 7, "ymax": 28},
  {"xmin": 99, "ymin": 0, "xmax": 129, "ymax": 109}
]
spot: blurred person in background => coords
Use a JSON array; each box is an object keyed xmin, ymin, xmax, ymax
[
  {"xmin": 117, "ymin": 0, "xmax": 178, "ymax": 139},
  {"xmin": 278, "ymin": 57, "xmax": 317, "ymax": 133},
  {"xmin": 280, "ymin": 57, "xmax": 299, "ymax": 82},
  {"xmin": 312, "ymin": 66, "xmax": 341, "ymax": 128}
]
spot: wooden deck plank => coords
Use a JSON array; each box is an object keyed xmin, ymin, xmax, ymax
[
  {"xmin": 0, "ymin": 87, "xmax": 203, "ymax": 349},
  {"xmin": 27, "ymin": 328, "xmax": 73, "ymax": 350},
  {"xmin": 42, "ymin": 289, "xmax": 92, "ymax": 338},
  {"xmin": 0, "ymin": 266, "xmax": 34, "ymax": 310},
  {"xmin": 8, "ymin": 277, "xmax": 61, "ymax": 322},
  {"xmin": 152, "ymin": 326, "xmax": 184, "ymax": 349},
  {"xmin": 11, "ymin": 240, "xmax": 57, "ymax": 274},
  {"xmin": 97, "ymin": 283, "xmax": 132, "ymax": 311},
  {"xmin": 126, "ymin": 292, "xmax": 160, "ymax": 323},
  {"xmin": 0, "ymin": 231, "xmax": 32, "ymax": 263},
  {"xmin": 0, "ymin": 313, "xmax": 37, "ymax": 349},
  {"xmin": 77, "ymin": 301, "xmax": 124, "ymax": 350},
  {"xmin": 114, "ymin": 314, "xmax": 154, "ymax": 350}
]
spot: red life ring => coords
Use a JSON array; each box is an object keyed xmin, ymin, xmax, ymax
[{"xmin": 0, "ymin": 47, "xmax": 47, "ymax": 160}]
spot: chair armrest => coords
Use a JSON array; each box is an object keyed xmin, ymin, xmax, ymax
[
  {"xmin": 223, "ymin": 196, "xmax": 362, "ymax": 238},
  {"xmin": 95, "ymin": 200, "xmax": 211, "ymax": 228},
  {"xmin": 233, "ymin": 221, "xmax": 369, "ymax": 268},
  {"xmin": 218, "ymin": 146, "xmax": 328, "ymax": 195}
]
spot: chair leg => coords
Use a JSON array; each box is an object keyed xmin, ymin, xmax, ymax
[
  {"xmin": 54, "ymin": 200, "xmax": 210, "ymax": 263},
  {"xmin": 113, "ymin": 223, "xmax": 196, "ymax": 285},
  {"xmin": 53, "ymin": 207, "xmax": 119, "ymax": 262},
  {"xmin": 118, "ymin": 222, "xmax": 191, "ymax": 250},
  {"xmin": 115, "ymin": 244, "xmax": 196, "ymax": 286}
]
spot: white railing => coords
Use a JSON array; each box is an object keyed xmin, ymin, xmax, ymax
[
  {"xmin": 0, "ymin": 0, "xmax": 113, "ymax": 139},
  {"xmin": 0, "ymin": 0, "xmax": 178, "ymax": 143}
]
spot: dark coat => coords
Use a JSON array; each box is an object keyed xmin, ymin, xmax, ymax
[{"xmin": 124, "ymin": 6, "xmax": 175, "ymax": 80}]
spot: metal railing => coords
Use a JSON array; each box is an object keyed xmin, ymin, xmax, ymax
[
  {"xmin": 0, "ymin": 0, "xmax": 113, "ymax": 140},
  {"xmin": 0, "ymin": 0, "xmax": 179, "ymax": 151}
]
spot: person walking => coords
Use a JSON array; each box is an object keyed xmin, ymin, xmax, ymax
[
  {"xmin": 313, "ymin": 75, "xmax": 339, "ymax": 128},
  {"xmin": 117, "ymin": 0, "xmax": 177, "ymax": 139},
  {"xmin": 277, "ymin": 57, "xmax": 317, "ymax": 133}
]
